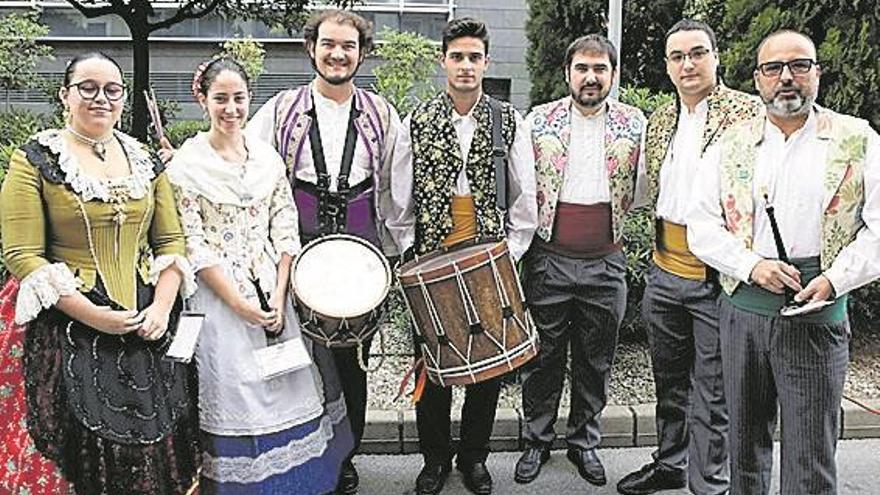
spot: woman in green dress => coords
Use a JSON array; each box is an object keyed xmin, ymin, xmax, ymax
[{"xmin": 0, "ymin": 52, "xmax": 200, "ymax": 495}]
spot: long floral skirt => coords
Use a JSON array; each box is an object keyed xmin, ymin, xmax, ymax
[{"xmin": 0, "ymin": 277, "xmax": 75, "ymax": 494}]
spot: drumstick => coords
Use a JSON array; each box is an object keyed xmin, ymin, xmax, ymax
[
  {"xmin": 144, "ymin": 88, "xmax": 165, "ymax": 142},
  {"xmin": 250, "ymin": 276, "xmax": 282, "ymax": 342}
]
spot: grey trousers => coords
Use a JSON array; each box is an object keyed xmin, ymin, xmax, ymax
[
  {"xmin": 520, "ymin": 248, "xmax": 626, "ymax": 450},
  {"xmin": 642, "ymin": 264, "xmax": 729, "ymax": 495},
  {"xmin": 718, "ymin": 298, "xmax": 849, "ymax": 495}
]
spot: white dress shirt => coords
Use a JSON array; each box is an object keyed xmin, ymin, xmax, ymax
[
  {"xmin": 560, "ymin": 106, "xmax": 609, "ymax": 204},
  {"xmin": 687, "ymin": 109, "xmax": 880, "ymax": 296},
  {"xmin": 657, "ymin": 99, "xmax": 709, "ymax": 224},
  {"xmin": 245, "ymin": 84, "xmax": 372, "ymax": 191},
  {"xmin": 387, "ymin": 97, "xmax": 538, "ymax": 261}
]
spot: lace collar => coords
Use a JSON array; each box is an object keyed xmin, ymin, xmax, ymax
[{"xmin": 35, "ymin": 129, "xmax": 156, "ymax": 202}]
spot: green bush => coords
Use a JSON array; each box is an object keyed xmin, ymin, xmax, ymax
[{"xmin": 164, "ymin": 119, "xmax": 209, "ymax": 148}]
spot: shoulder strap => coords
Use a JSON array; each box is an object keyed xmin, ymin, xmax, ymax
[{"xmin": 487, "ymin": 96, "xmax": 509, "ymax": 210}]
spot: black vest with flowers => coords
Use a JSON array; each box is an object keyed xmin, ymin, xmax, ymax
[{"xmin": 410, "ymin": 94, "xmax": 515, "ymax": 254}]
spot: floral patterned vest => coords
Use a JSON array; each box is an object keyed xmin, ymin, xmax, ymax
[
  {"xmin": 528, "ymin": 97, "xmax": 645, "ymax": 243},
  {"xmin": 717, "ymin": 106, "xmax": 871, "ymax": 295},
  {"xmin": 645, "ymin": 84, "xmax": 763, "ymax": 213},
  {"xmin": 410, "ymin": 93, "xmax": 515, "ymax": 254}
]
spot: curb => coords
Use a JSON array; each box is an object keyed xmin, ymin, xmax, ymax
[{"xmin": 359, "ymin": 400, "xmax": 880, "ymax": 454}]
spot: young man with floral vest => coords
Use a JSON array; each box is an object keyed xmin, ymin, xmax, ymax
[
  {"xmin": 514, "ymin": 34, "xmax": 646, "ymax": 488},
  {"xmin": 617, "ymin": 20, "xmax": 762, "ymax": 495},
  {"xmin": 687, "ymin": 30, "xmax": 880, "ymax": 494},
  {"xmin": 386, "ymin": 17, "xmax": 537, "ymax": 495},
  {"xmin": 246, "ymin": 10, "xmax": 401, "ymax": 494}
]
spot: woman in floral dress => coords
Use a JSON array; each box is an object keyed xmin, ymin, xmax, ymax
[{"xmin": 168, "ymin": 57, "xmax": 352, "ymax": 495}]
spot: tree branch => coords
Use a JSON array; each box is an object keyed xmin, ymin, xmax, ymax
[
  {"xmin": 65, "ymin": 0, "xmax": 118, "ymax": 18},
  {"xmin": 149, "ymin": 0, "xmax": 222, "ymax": 32}
]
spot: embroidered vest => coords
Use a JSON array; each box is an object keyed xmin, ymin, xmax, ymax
[
  {"xmin": 270, "ymin": 86, "xmax": 393, "ymax": 244},
  {"xmin": 716, "ymin": 107, "xmax": 871, "ymax": 295},
  {"xmin": 410, "ymin": 94, "xmax": 515, "ymax": 255},
  {"xmin": 528, "ymin": 97, "xmax": 645, "ymax": 243},
  {"xmin": 644, "ymin": 85, "xmax": 763, "ymax": 213}
]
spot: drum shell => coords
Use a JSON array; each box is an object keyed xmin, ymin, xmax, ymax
[
  {"xmin": 398, "ymin": 241, "xmax": 538, "ymax": 386},
  {"xmin": 293, "ymin": 296, "xmax": 383, "ymax": 348}
]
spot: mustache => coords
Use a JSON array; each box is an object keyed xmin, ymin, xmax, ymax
[{"xmin": 580, "ymin": 82, "xmax": 602, "ymax": 90}]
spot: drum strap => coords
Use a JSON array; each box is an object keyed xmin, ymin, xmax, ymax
[
  {"xmin": 488, "ymin": 96, "xmax": 509, "ymax": 211},
  {"xmin": 307, "ymin": 95, "xmax": 361, "ymax": 235}
]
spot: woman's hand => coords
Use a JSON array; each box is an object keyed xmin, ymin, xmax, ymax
[
  {"xmin": 81, "ymin": 304, "xmax": 144, "ymax": 335},
  {"xmin": 233, "ymin": 297, "xmax": 277, "ymax": 328},
  {"xmin": 266, "ymin": 287, "xmax": 288, "ymax": 335},
  {"xmin": 136, "ymin": 303, "xmax": 172, "ymax": 341},
  {"xmin": 157, "ymin": 136, "xmax": 176, "ymax": 164}
]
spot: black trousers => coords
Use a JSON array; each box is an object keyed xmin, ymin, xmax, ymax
[
  {"xmin": 520, "ymin": 248, "xmax": 627, "ymax": 450},
  {"xmin": 412, "ymin": 335, "xmax": 502, "ymax": 467},
  {"xmin": 331, "ymin": 342, "xmax": 371, "ymax": 460}
]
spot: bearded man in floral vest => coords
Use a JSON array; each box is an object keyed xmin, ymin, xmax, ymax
[
  {"xmin": 687, "ymin": 29, "xmax": 880, "ymax": 494},
  {"xmin": 386, "ymin": 17, "xmax": 537, "ymax": 495},
  {"xmin": 514, "ymin": 34, "xmax": 646, "ymax": 488}
]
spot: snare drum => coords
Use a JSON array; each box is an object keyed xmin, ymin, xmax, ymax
[
  {"xmin": 398, "ymin": 239, "xmax": 539, "ymax": 386},
  {"xmin": 292, "ymin": 234, "xmax": 391, "ymax": 349}
]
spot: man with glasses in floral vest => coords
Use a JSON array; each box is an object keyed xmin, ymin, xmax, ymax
[
  {"xmin": 687, "ymin": 29, "xmax": 880, "ymax": 494},
  {"xmin": 617, "ymin": 19, "xmax": 762, "ymax": 495}
]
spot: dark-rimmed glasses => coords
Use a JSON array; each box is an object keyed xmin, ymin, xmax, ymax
[
  {"xmin": 756, "ymin": 58, "xmax": 816, "ymax": 78},
  {"xmin": 665, "ymin": 47, "xmax": 712, "ymax": 65},
  {"xmin": 67, "ymin": 80, "xmax": 126, "ymax": 101}
]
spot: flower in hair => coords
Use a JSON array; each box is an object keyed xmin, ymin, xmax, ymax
[{"xmin": 191, "ymin": 54, "xmax": 225, "ymax": 100}]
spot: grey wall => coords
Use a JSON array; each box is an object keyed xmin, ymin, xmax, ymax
[{"xmin": 455, "ymin": 0, "xmax": 531, "ymax": 112}]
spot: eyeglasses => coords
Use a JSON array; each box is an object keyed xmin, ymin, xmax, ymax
[
  {"xmin": 756, "ymin": 58, "xmax": 816, "ymax": 77},
  {"xmin": 67, "ymin": 80, "xmax": 126, "ymax": 101},
  {"xmin": 666, "ymin": 47, "xmax": 712, "ymax": 65}
]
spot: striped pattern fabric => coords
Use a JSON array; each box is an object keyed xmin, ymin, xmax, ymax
[{"xmin": 718, "ymin": 298, "xmax": 849, "ymax": 494}]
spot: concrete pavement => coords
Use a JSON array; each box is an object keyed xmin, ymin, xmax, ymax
[{"xmin": 352, "ymin": 439, "xmax": 880, "ymax": 494}]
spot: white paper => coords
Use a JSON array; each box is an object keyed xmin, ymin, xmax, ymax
[
  {"xmin": 779, "ymin": 299, "xmax": 835, "ymax": 317},
  {"xmin": 164, "ymin": 312, "xmax": 205, "ymax": 363},
  {"xmin": 254, "ymin": 337, "xmax": 313, "ymax": 380}
]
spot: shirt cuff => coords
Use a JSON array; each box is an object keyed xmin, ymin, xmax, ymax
[
  {"xmin": 150, "ymin": 254, "xmax": 197, "ymax": 298},
  {"xmin": 14, "ymin": 263, "xmax": 81, "ymax": 325},
  {"xmin": 272, "ymin": 238, "xmax": 302, "ymax": 259},
  {"xmin": 822, "ymin": 263, "xmax": 850, "ymax": 297},
  {"xmin": 735, "ymin": 252, "xmax": 764, "ymax": 285}
]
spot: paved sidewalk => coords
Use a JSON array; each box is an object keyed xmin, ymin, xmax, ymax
[
  {"xmin": 360, "ymin": 400, "xmax": 880, "ymax": 454},
  {"xmin": 353, "ymin": 439, "xmax": 880, "ymax": 494}
]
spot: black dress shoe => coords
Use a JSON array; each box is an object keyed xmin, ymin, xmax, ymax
[
  {"xmin": 566, "ymin": 447, "xmax": 607, "ymax": 486},
  {"xmin": 336, "ymin": 459, "xmax": 359, "ymax": 494},
  {"xmin": 514, "ymin": 445, "xmax": 551, "ymax": 484},
  {"xmin": 415, "ymin": 462, "xmax": 451, "ymax": 495},
  {"xmin": 457, "ymin": 461, "xmax": 493, "ymax": 495},
  {"xmin": 616, "ymin": 462, "xmax": 686, "ymax": 495}
]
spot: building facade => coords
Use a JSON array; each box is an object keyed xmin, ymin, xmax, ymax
[{"xmin": 2, "ymin": 0, "xmax": 531, "ymax": 119}]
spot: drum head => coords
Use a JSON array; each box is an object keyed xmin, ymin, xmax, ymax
[
  {"xmin": 399, "ymin": 241, "xmax": 505, "ymax": 277},
  {"xmin": 293, "ymin": 235, "xmax": 391, "ymax": 318}
]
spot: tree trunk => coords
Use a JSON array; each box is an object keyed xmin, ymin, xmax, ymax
[{"xmin": 127, "ymin": 13, "xmax": 150, "ymax": 141}]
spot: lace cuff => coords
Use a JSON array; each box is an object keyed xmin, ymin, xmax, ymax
[
  {"xmin": 187, "ymin": 243, "xmax": 222, "ymax": 275},
  {"xmin": 15, "ymin": 263, "xmax": 81, "ymax": 325},
  {"xmin": 149, "ymin": 254, "xmax": 197, "ymax": 298}
]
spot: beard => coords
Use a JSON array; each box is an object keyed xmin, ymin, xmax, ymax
[
  {"xmin": 571, "ymin": 83, "xmax": 609, "ymax": 109},
  {"xmin": 311, "ymin": 56, "xmax": 360, "ymax": 86},
  {"xmin": 764, "ymin": 83, "xmax": 814, "ymax": 118}
]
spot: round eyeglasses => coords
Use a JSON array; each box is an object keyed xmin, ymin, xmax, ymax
[{"xmin": 67, "ymin": 80, "xmax": 127, "ymax": 101}]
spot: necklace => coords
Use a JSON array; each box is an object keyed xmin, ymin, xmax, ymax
[{"xmin": 66, "ymin": 125, "xmax": 115, "ymax": 162}]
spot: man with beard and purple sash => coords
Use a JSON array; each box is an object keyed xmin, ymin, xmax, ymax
[{"xmin": 246, "ymin": 9, "xmax": 401, "ymax": 495}]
